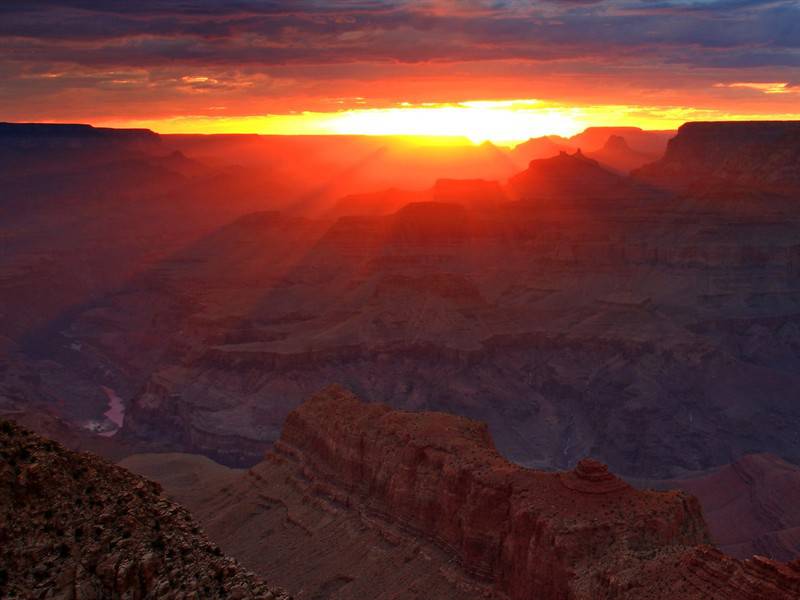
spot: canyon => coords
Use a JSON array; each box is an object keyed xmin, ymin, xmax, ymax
[
  {"xmin": 3, "ymin": 121, "xmax": 800, "ymax": 592},
  {"xmin": 4, "ymin": 122, "xmax": 800, "ymax": 483}
]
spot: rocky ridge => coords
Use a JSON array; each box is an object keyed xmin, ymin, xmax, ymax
[
  {"xmin": 0, "ymin": 418, "xmax": 289, "ymax": 599},
  {"xmin": 509, "ymin": 150, "xmax": 646, "ymax": 201},
  {"xmin": 265, "ymin": 386, "xmax": 800, "ymax": 599}
]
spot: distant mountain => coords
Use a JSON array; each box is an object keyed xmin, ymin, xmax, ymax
[
  {"xmin": 0, "ymin": 122, "xmax": 162, "ymax": 173},
  {"xmin": 509, "ymin": 149, "xmax": 640, "ymax": 200},
  {"xmin": 569, "ymin": 126, "xmax": 673, "ymax": 156},
  {"xmin": 124, "ymin": 386, "xmax": 800, "ymax": 600},
  {"xmin": 0, "ymin": 418, "xmax": 288, "ymax": 599},
  {"xmin": 509, "ymin": 135, "xmax": 572, "ymax": 167},
  {"xmin": 0, "ymin": 122, "xmax": 159, "ymax": 146},
  {"xmin": 586, "ymin": 134, "xmax": 659, "ymax": 174},
  {"xmin": 511, "ymin": 127, "xmax": 673, "ymax": 173},
  {"xmin": 634, "ymin": 121, "xmax": 800, "ymax": 196}
]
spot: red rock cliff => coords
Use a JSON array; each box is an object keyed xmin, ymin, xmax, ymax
[
  {"xmin": 634, "ymin": 121, "xmax": 800, "ymax": 195},
  {"xmin": 272, "ymin": 386, "xmax": 757, "ymax": 600}
]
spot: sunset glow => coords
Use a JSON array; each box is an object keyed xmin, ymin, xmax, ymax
[
  {"xmin": 97, "ymin": 100, "xmax": 800, "ymax": 146},
  {"xmin": 6, "ymin": 2, "xmax": 800, "ymax": 142}
]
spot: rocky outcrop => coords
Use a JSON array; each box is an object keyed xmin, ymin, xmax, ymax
[
  {"xmin": 509, "ymin": 150, "xmax": 646, "ymax": 201},
  {"xmin": 0, "ymin": 418, "xmax": 289, "ymax": 599},
  {"xmin": 634, "ymin": 121, "xmax": 800, "ymax": 195},
  {"xmin": 268, "ymin": 387, "xmax": 800, "ymax": 599},
  {"xmin": 266, "ymin": 386, "xmax": 800, "ymax": 600}
]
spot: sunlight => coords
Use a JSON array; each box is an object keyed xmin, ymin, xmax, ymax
[
  {"xmin": 324, "ymin": 101, "xmax": 585, "ymax": 144},
  {"xmin": 98, "ymin": 100, "xmax": 800, "ymax": 145}
]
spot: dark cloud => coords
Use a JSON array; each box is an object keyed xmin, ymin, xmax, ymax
[{"xmin": 0, "ymin": 0, "xmax": 796, "ymax": 63}]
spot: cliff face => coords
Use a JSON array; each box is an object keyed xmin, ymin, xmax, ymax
[
  {"xmin": 0, "ymin": 122, "xmax": 161, "ymax": 150},
  {"xmin": 635, "ymin": 121, "xmax": 800, "ymax": 194},
  {"xmin": 0, "ymin": 419, "xmax": 289, "ymax": 599},
  {"xmin": 269, "ymin": 387, "xmax": 800, "ymax": 599},
  {"xmin": 270, "ymin": 386, "xmax": 737, "ymax": 600},
  {"xmin": 121, "ymin": 386, "xmax": 800, "ymax": 600}
]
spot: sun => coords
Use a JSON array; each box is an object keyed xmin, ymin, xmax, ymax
[{"xmin": 323, "ymin": 100, "xmax": 586, "ymax": 145}]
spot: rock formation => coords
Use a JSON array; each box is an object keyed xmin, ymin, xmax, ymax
[
  {"xmin": 569, "ymin": 127, "xmax": 672, "ymax": 157},
  {"xmin": 0, "ymin": 418, "xmax": 289, "ymax": 599},
  {"xmin": 587, "ymin": 135, "xmax": 659, "ymax": 174},
  {"xmin": 509, "ymin": 150, "xmax": 644, "ymax": 201},
  {"xmin": 634, "ymin": 121, "xmax": 800, "ymax": 195},
  {"xmin": 510, "ymin": 128, "xmax": 671, "ymax": 173},
  {"xmin": 125, "ymin": 386, "xmax": 800, "ymax": 600}
]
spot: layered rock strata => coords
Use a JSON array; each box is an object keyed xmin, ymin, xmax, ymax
[
  {"xmin": 635, "ymin": 121, "xmax": 800, "ymax": 194},
  {"xmin": 264, "ymin": 386, "xmax": 800, "ymax": 600}
]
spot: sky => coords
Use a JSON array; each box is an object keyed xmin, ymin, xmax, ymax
[{"xmin": 1, "ymin": 0, "xmax": 799, "ymax": 142}]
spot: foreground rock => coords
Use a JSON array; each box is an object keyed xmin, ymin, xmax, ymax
[
  {"xmin": 127, "ymin": 386, "xmax": 800, "ymax": 600},
  {"xmin": 0, "ymin": 419, "xmax": 289, "ymax": 599}
]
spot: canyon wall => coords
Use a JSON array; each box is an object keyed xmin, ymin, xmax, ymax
[
  {"xmin": 635, "ymin": 121, "xmax": 800, "ymax": 195},
  {"xmin": 264, "ymin": 386, "xmax": 800, "ymax": 599}
]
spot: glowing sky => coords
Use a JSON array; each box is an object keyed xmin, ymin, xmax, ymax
[{"xmin": 1, "ymin": 1, "xmax": 799, "ymax": 142}]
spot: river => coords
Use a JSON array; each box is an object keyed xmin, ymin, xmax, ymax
[{"xmin": 99, "ymin": 386, "xmax": 125, "ymax": 437}]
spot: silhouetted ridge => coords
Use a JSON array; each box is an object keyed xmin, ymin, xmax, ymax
[
  {"xmin": 509, "ymin": 149, "xmax": 639, "ymax": 200},
  {"xmin": 0, "ymin": 122, "xmax": 158, "ymax": 140},
  {"xmin": 635, "ymin": 120, "xmax": 800, "ymax": 195}
]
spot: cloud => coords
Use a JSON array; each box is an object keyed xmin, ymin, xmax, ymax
[
  {"xmin": 0, "ymin": 0, "xmax": 798, "ymax": 122},
  {"xmin": 715, "ymin": 81, "xmax": 800, "ymax": 94}
]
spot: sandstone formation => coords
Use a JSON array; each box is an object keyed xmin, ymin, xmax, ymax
[
  {"xmin": 0, "ymin": 418, "xmax": 289, "ymax": 599},
  {"xmin": 273, "ymin": 386, "xmax": 708, "ymax": 600},
  {"xmin": 125, "ymin": 387, "xmax": 800, "ymax": 600},
  {"xmin": 635, "ymin": 121, "xmax": 800, "ymax": 195}
]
